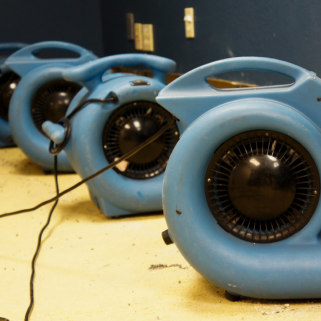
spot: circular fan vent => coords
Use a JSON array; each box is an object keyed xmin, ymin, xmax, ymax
[
  {"xmin": 102, "ymin": 101, "xmax": 179, "ymax": 179},
  {"xmin": 31, "ymin": 80, "xmax": 81, "ymax": 135},
  {"xmin": 0, "ymin": 72, "xmax": 21, "ymax": 121},
  {"xmin": 205, "ymin": 130, "xmax": 320, "ymax": 243}
]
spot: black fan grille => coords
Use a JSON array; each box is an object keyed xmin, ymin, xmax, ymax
[
  {"xmin": 0, "ymin": 72, "xmax": 21, "ymax": 121},
  {"xmin": 103, "ymin": 101, "xmax": 179, "ymax": 179},
  {"xmin": 205, "ymin": 130, "xmax": 320, "ymax": 243},
  {"xmin": 31, "ymin": 79, "xmax": 81, "ymax": 135}
]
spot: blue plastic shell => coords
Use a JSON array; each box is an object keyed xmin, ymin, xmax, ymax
[
  {"xmin": 157, "ymin": 57, "xmax": 321, "ymax": 299},
  {"xmin": 0, "ymin": 42, "xmax": 28, "ymax": 147},
  {"xmin": 42, "ymin": 54, "xmax": 181, "ymax": 217},
  {"xmin": 0, "ymin": 42, "xmax": 27, "ymax": 66},
  {"xmin": 6, "ymin": 41, "xmax": 98, "ymax": 171}
]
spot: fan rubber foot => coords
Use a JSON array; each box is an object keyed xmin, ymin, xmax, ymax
[
  {"xmin": 225, "ymin": 291, "xmax": 241, "ymax": 302},
  {"xmin": 162, "ymin": 229, "xmax": 174, "ymax": 245}
]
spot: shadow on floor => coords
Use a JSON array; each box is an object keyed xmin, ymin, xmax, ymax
[
  {"xmin": 41, "ymin": 200, "xmax": 164, "ymax": 248},
  {"xmin": 184, "ymin": 272, "xmax": 321, "ymax": 309},
  {"xmin": 53, "ymin": 199, "xmax": 163, "ymax": 223}
]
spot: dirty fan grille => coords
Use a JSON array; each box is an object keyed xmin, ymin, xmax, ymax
[
  {"xmin": 205, "ymin": 130, "xmax": 320, "ymax": 243},
  {"xmin": 103, "ymin": 101, "xmax": 179, "ymax": 179}
]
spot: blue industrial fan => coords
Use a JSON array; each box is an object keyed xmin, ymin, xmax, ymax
[
  {"xmin": 0, "ymin": 42, "xmax": 27, "ymax": 65},
  {"xmin": 157, "ymin": 57, "xmax": 321, "ymax": 300},
  {"xmin": 42, "ymin": 53, "xmax": 182, "ymax": 217},
  {"xmin": 5, "ymin": 41, "xmax": 98, "ymax": 171},
  {"xmin": 0, "ymin": 42, "xmax": 27, "ymax": 147}
]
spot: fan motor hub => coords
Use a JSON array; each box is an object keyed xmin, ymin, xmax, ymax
[
  {"xmin": 43, "ymin": 92, "xmax": 74, "ymax": 123},
  {"xmin": 119, "ymin": 116, "xmax": 165, "ymax": 164},
  {"xmin": 228, "ymin": 155, "xmax": 296, "ymax": 220},
  {"xmin": 205, "ymin": 130, "xmax": 320, "ymax": 243},
  {"xmin": 0, "ymin": 72, "xmax": 20, "ymax": 121},
  {"xmin": 31, "ymin": 80, "xmax": 81, "ymax": 135},
  {"xmin": 0, "ymin": 78, "xmax": 19, "ymax": 111}
]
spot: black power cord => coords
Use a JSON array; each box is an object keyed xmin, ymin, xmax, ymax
[
  {"xmin": 0, "ymin": 95, "xmax": 177, "ymax": 320},
  {"xmin": 24, "ymin": 156, "xmax": 59, "ymax": 321},
  {"xmin": 66, "ymin": 94, "xmax": 118, "ymax": 119},
  {"xmin": 49, "ymin": 95, "xmax": 118, "ymax": 156},
  {"xmin": 0, "ymin": 117, "xmax": 176, "ymax": 219}
]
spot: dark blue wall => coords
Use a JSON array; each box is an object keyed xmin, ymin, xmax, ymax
[
  {"xmin": 2, "ymin": 0, "xmax": 321, "ymax": 84},
  {"xmin": 101, "ymin": 0, "xmax": 321, "ymax": 84},
  {"xmin": 0, "ymin": 0, "xmax": 103, "ymax": 56}
]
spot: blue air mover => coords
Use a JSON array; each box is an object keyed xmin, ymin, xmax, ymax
[
  {"xmin": 42, "ymin": 54, "xmax": 182, "ymax": 217},
  {"xmin": 157, "ymin": 57, "xmax": 321, "ymax": 300},
  {"xmin": 5, "ymin": 41, "xmax": 97, "ymax": 171},
  {"xmin": 0, "ymin": 42, "xmax": 27, "ymax": 147}
]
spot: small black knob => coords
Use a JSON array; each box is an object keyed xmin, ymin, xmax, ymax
[{"xmin": 162, "ymin": 230, "xmax": 173, "ymax": 245}]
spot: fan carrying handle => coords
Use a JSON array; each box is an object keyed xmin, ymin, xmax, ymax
[
  {"xmin": 63, "ymin": 54, "xmax": 176, "ymax": 90},
  {"xmin": 6, "ymin": 41, "xmax": 97, "ymax": 63},
  {"xmin": 0, "ymin": 42, "xmax": 27, "ymax": 54},
  {"xmin": 163, "ymin": 57, "xmax": 314, "ymax": 93}
]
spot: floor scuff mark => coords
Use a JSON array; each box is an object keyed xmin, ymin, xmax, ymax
[{"xmin": 149, "ymin": 264, "xmax": 188, "ymax": 270}]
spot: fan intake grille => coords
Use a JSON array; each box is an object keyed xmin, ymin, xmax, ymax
[
  {"xmin": 31, "ymin": 80, "xmax": 81, "ymax": 135},
  {"xmin": 103, "ymin": 101, "xmax": 179, "ymax": 179},
  {"xmin": 205, "ymin": 130, "xmax": 320, "ymax": 243}
]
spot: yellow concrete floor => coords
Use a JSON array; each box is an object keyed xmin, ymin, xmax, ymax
[{"xmin": 0, "ymin": 148, "xmax": 321, "ymax": 321}]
